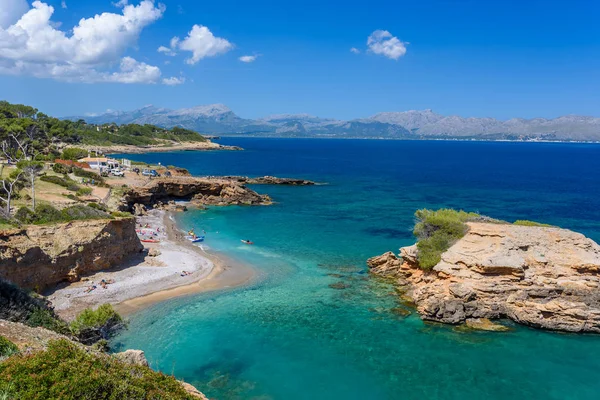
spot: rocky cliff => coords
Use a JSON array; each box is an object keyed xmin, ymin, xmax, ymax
[
  {"xmin": 121, "ymin": 177, "xmax": 272, "ymax": 209},
  {"xmin": 368, "ymin": 222, "xmax": 600, "ymax": 333},
  {"xmin": 0, "ymin": 218, "xmax": 143, "ymax": 291}
]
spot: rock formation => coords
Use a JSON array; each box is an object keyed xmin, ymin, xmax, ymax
[
  {"xmin": 368, "ymin": 222, "xmax": 600, "ymax": 333},
  {"xmin": 0, "ymin": 218, "xmax": 143, "ymax": 291},
  {"xmin": 121, "ymin": 177, "xmax": 272, "ymax": 210},
  {"xmin": 222, "ymin": 175, "xmax": 316, "ymax": 185}
]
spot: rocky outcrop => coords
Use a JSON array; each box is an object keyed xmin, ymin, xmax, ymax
[
  {"xmin": 368, "ymin": 222, "xmax": 600, "ymax": 333},
  {"xmin": 0, "ymin": 218, "xmax": 143, "ymax": 291},
  {"xmin": 115, "ymin": 349, "xmax": 149, "ymax": 367},
  {"xmin": 121, "ymin": 177, "xmax": 272, "ymax": 209},
  {"xmin": 0, "ymin": 319, "xmax": 71, "ymax": 353},
  {"xmin": 222, "ymin": 175, "xmax": 316, "ymax": 185}
]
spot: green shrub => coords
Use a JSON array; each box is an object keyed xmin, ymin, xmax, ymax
[
  {"xmin": 70, "ymin": 304, "xmax": 123, "ymax": 336},
  {"xmin": 76, "ymin": 187, "xmax": 93, "ymax": 196},
  {"xmin": 60, "ymin": 205, "xmax": 109, "ymax": 221},
  {"xmin": 413, "ymin": 209, "xmax": 480, "ymax": 270},
  {"xmin": 31, "ymin": 204, "xmax": 63, "ymax": 224},
  {"xmin": 52, "ymin": 163, "xmax": 73, "ymax": 174},
  {"xmin": 0, "ymin": 336, "xmax": 19, "ymax": 359},
  {"xmin": 61, "ymin": 147, "xmax": 88, "ymax": 161},
  {"xmin": 111, "ymin": 211, "xmax": 133, "ymax": 218},
  {"xmin": 514, "ymin": 220, "xmax": 553, "ymax": 227},
  {"xmin": 0, "ymin": 339, "xmax": 196, "ymax": 399},
  {"xmin": 26, "ymin": 308, "xmax": 69, "ymax": 335},
  {"xmin": 73, "ymin": 167, "xmax": 104, "ymax": 183},
  {"xmin": 14, "ymin": 207, "xmax": 35, "ymax": 224},
  {"xmin": 40, "ymin": 175, "xmax": 70, "ymax": 187},
  {"xmin": 88, "ymin": 202, "xmax": 108, "ymax": 211}
]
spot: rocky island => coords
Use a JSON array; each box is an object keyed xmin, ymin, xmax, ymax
[{"xmin": 368, "ymin": 210, "xmax": 600, "ymax": 333}]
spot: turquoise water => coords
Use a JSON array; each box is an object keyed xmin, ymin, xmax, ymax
[{"xmin": 112, "ymin": 139, "xmax": 600, "ymax": 399}]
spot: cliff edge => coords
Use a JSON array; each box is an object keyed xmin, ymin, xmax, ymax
[
  {"xmin": 0, "ymin": 218, "xmax": 143, "ymax": 291},
  {"xmin": 368, "ymin": 222, "xmax": 600, "ymax": 333}
]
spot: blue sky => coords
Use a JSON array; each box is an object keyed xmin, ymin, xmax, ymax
[{"xmin": 0, "ymin": 0, "xmax": 598, "ymax": 120}]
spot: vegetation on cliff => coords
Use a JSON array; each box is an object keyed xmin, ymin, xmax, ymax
[
  {"xmin": 0, "ymin": 336, "xmax": 18, "ymax": 359},
  {"xmin": 0, "ymin": 279, "xmax": 67, "ymax": 334},
  {"xmin": 413, "ymin": 209, "xmax": 480, "ymax": 269},
  {"xmin": 0, "ymin": 339, "xmax": 196, "ymax": 400}
]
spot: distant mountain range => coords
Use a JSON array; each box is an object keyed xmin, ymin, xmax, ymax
[{"xmin": 67, "ymin": 105, "xmax": 600, "ymax": 141}]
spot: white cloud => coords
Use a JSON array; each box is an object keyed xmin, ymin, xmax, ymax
[
  {"xmin": 367, "ymin": 30, "xmax": 407, "ymax": 60},
  {"xmin": 239, "ymin": 54, "xmax": 258, "ymax": 63},
  {"xmin": 0, "ymin": 0, "xmax": 180, "ymax": 84},
  {"xmin": 177, "ymin": 25, "xmax": 232, "ymax": 64},
  {"xmin": 162, "ymin": 76, "xmax": 184, "ymax": 85},
  {"xmin": 350, "ymin": 47, "xmax": 360, "ymax": 54},
  {"xmin": 0, "ymin": 0, "xmax": 29, "ymax": 28},
  {"xmin": 157, "ymin": 45, "xmax": 176, "ymax": 56},
  {"xmin": 113, "ymin": 0, "xmax": 128, "ymax": 7},
  {"xmin": 60, "ymin": 0, "xmax": 66, "ymax": 9}
]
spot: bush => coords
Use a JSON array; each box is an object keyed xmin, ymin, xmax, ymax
[
  {"xmin": 73, "ymin": 167, "xmax": 104, "ymax": 183},
  {"xmin": 40, "ymin": 175, "xmax": 79, "ymax": 191},
  {"xmin": 514, "ymin": 220, "xmax": 553, "ymax": 227},
  {"xmin": 61, "ymin": 147, "xmax": 88, "ymax": 161},
  {"xmin": 60, "ymin": 205, "xmax": 109, "ymax": 221},
  {"xmin": 52, "ymin": 163, "xmax": 73, "ymax": 174},
  {"xmin": 70, "ymin": 304, "xmax": 122, "ymax": 335},
  {"xmin": 111, "ymin": 211, "xmax": 133, "ymax": 218},
  {"xmin": 88, "ymin": 202, "xmax": 108, "ymax": 211},
  {"xmin": 14, "ymin": 206, "xmax": 36, "ymax": 224},
  {"xmin": 31, "ymin": 204, "xmax": 63, "ymax": 224},
  {"xmin": 26, "ymin": 308, "xmax": 69, "ymax": 335},
  {"xmin": 0, "ymin": 339, "xmax": 196, "ymax": 399},
  {"xmin": 0, "ymin": 336, "xmax": 19, "ymax": 359},
  {"xmin": 76, "ymin": 187, "xmax": 93, "ymax": 196},
  {"xmin": 0, "ymin": 278, "xmax": 66, "ymax": 335},
  {"xmin": 413, "ymin": 209, "xmax": 480, "ymax": 270}
]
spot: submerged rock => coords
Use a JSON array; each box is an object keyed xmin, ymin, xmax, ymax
[
  {"xmin": 329, "ymin": 282, "xmax": 351, "ymax": 290},
  {"xmin": 464, "ymin": 318, "xmax": 511, "ymax": 332},
  {"xmin": 368, "ymin": 222, "xmax": 600, "ymax": 333}
]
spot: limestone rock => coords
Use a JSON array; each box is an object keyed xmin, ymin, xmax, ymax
[
  {"xmin": 148, "ymin": 248, "xmax": 161, "ymax": 257},
  {"xmin": 368, "ymin": 222, "xmax": 600, "ymax": 333},
  {"xmin": 122, "ymin": 177, "xmax": 272, "ymax": 209},
  {"xmin": 115, "ymin": 349, "xmax": 149, "ymax": 367},
  {"xmin": 0, "ymin": 218, "xmax": 143, "ymax": 291},
  {"xmin": 133, "ymin": 203, "xmax": 147, "ymax": 216},
  {"xmin": 180, "ymin": 381, "xmax": 209, "ymax": 400}
]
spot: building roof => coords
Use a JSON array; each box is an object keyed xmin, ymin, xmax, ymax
[{"xmin": 78, "ymin": 157, "xmax": 109, "ymax": 163}]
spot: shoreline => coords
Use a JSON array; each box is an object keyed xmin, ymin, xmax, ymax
[
  {"xmin": 79, "ymin": 141, "xmax": 242, "ymax": 155},
  {"xmin": 47, "ymin": 209, "xmax": 257, "ymax": 320}
]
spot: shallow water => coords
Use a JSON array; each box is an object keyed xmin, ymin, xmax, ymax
[{"xmin": 112, "ymin": 139, "xmax": 600, "ymax": 399}]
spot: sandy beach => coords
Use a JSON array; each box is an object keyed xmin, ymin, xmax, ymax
[{"xmin": 47, "ymin": 209, "xmax": 256, "ymax": 320}]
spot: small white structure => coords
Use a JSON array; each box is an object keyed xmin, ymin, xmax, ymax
[{"xmin": 78, "ymin": 157, "xmax": 120, "ymax": 170}]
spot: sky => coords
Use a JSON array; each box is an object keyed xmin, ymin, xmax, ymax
[{"xmin": 0, "ymin": 0, "xmax": 598, "ymax": 120}]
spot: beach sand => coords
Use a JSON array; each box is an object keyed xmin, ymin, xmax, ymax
[{"xmin": 47, "ymin": 209, "xmax": 256, "ymax": 320}]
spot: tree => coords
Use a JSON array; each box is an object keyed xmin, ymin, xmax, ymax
[
  {"xmin": 0, "ymin": 168, "xmax": 23, "ymax": 218},
  {"xmin": 17, "ymin": 160, "xmax": 44, "ymax": 211}
]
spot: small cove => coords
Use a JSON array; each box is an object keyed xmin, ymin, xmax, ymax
[{"xmin": 112, "ymin": 138, "xmax": 600, "ymax": 400}]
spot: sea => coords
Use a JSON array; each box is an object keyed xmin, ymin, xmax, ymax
[{"xmin": 111, "ymin": 138, "xmax": 600, "ymax": 400}]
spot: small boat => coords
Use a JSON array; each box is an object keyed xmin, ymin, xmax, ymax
[
  {"xmin": 141, "ymin": 239, "xmax": 160, "ymax": 243},
  {"xmin": 186, "ymin": 235, "xmax": 205, "ymax": 243},
  {"xmin": 241, "ymin": 240, "xmax": 254, "ymax": 245}
]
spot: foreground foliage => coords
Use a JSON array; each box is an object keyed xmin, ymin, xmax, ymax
[
  {"xmin": 413, "ymin": 209, "xmax": 480, "ymax": 270},
  {"xmin": 0, "ymin": 340, "xmax": 195, "ymax": 400},
  {"xmin": 0, "ymin": 337, "xmax": 18, "ymax": 359},
  {"xmin": 70, "ymin": 304, "xmax": 123, "ymax": 337}
]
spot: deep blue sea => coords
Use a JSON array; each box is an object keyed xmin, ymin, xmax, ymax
[{"xmin": 112, "ymin": 139, "xmax": 600, "ymax": 400}]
